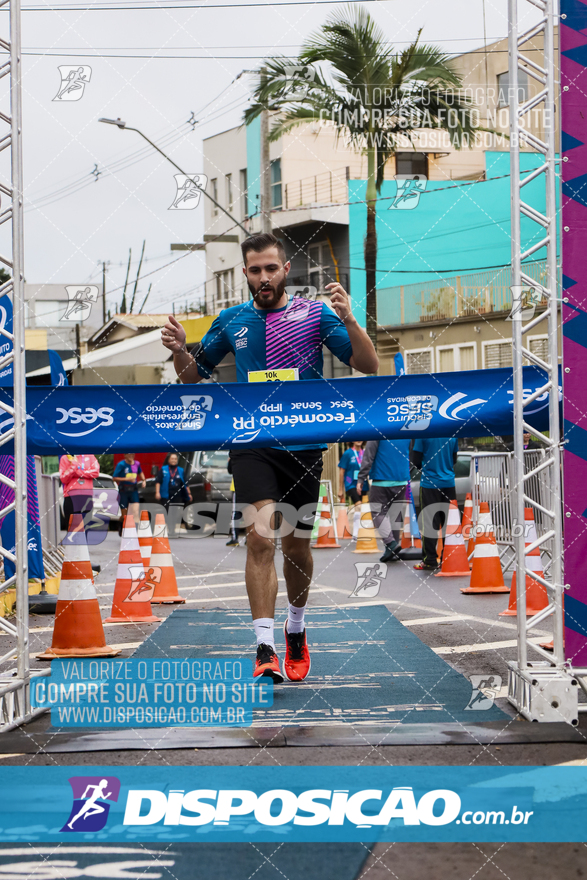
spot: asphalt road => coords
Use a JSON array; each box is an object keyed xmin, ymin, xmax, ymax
[
  {"xmin": 2, "ymin": 530, "xmax": 587, "ymax": 878},
  {"xmin": 0, "ymin": 528, "xmax": 585, "ymax": 766}
]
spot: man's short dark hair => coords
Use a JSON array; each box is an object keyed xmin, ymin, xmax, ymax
[{"xmin": 241, "ymin": 232, "xmax": 287, "ymax": 265}]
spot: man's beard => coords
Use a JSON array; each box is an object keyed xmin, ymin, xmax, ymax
[{"xmin": 249, "ymin": 275, "xmax": 287, "ymax": 309}]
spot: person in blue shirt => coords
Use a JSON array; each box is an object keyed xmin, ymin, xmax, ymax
[
  {"xmin": 410, "ymin": 437, "xmax": 459, "ymax": 571},
  {"xmin": 155, "ymin": 452, "xmax": 192, "ymax": 512},
  {"xmin": 112, "ymin": 453, "xmax": 146, "ymax": 532},
  {"xmin": 161, "ymin": 231, "xmax": 379, "ymax": 685},
  {"xmin": 356, "ymin": 438, "xmax": 411, "ymax": 563},
  {"xmin": 337, "ymin": 441, "xmax": 365, "ymax": 505}
]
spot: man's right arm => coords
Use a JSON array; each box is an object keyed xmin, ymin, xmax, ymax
[{"xmin": 161, "ymin": 315, "xmax": 203, "ymax": 384}]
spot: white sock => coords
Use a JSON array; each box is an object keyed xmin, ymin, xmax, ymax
[
  {"xmin": 253, "ymin": 618, "xmax": 275, "ymax": 650},
  {"xmin": 287, "ymin": 603, "xmax": 306, "ymax": 634}
]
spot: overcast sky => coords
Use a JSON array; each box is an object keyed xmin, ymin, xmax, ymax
[{"xmin": 0, "ymin": 0, "xmax": 544, "ymax": 317}]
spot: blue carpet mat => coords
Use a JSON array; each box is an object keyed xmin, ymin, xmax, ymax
[
  {"xmin": 133, "ymin": 605, "xmax": 507, "ymax": 724},
  {"xmin": 0, "ymin": 844, "xmax": 371, "ymax": 880}
]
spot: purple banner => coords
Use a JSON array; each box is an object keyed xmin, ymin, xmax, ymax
[{"xmin": 561, "ymin": 0, "xmax": 587, "ymax": 663}]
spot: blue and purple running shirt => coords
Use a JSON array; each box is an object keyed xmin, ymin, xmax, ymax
[
  {"xmin": 196, "ymin": 296, "xmax": 353, "ymax": 383},
  {"xmin": 195, "ymin": 295, "xmax": 354, "ymax": 450}
]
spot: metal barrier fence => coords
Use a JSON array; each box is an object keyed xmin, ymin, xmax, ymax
[{"xmin": 470, "ymin": 450, "xmax": 555, "ymax": 573}]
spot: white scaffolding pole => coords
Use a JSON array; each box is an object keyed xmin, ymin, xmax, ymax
[
  {"xmin": 0, "ymin": 0, "xmax": 47, "ymax": 732},
  {"xmin": 507, "ymin": 0, "xmax": 577, "ymax": 723}
]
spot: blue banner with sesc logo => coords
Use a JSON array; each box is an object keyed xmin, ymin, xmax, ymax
[{"xmin": 0, "ymin": 366, "xmax": 558, "ymax": 454}]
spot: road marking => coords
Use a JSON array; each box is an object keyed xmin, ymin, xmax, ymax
[
  {"xmin": 316, "ymin": 589, "xmax": 551, "ymax": 636},
  {"xmin": 433, "ymin": 637, "xmax": 544, "ymax": 655},
  {"xmin": 0, "ymin": 642, "xmax": 145, "ymax": 663},
  {"xmin": 94, "ymin": 570, "xmax": 245, "ymax": 588},
  {"xmin": 401, "ymin": 615, "xmax": 473, "ymax": 626}
]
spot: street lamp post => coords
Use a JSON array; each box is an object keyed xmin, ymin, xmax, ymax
[{"xmin": 98, "ymin": 118, "xmax": 250, "ymax": 236}]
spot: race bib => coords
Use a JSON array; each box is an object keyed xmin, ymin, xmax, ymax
[{"xmin": 248, "ymin": 369, "xmax": 299, "ymax": 383}]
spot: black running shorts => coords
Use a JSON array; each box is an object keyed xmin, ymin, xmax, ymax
[{"xmin": 229, "ymin": 447, "xmax": 324, "ymax": 533}]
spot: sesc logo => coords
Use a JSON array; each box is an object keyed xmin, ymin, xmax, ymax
[
  {"xmin": 61, "ymin": 776, "xmax": 121, "ymax": 832},
  {"xmin": 56, "ymin": 406, "xmax": 115, "ymax": 438}
]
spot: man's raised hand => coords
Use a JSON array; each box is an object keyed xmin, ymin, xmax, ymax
[
  {"xmin": 161, "ymin": 314, "xmax": 187, "ymax": 353},
  {"xmin": 325, "ymin": 282, "xmax": 354, "ymax": 324}
]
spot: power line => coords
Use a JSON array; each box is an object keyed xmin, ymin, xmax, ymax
[{"xmin": 15, "ymin": 0, "xmax": 424, "ymax": 10}]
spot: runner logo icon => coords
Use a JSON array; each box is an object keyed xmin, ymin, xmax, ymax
[
  {"xmin": 350, "ymin": 562, "xmax": 388, "ymax": 598},
  {"xmin": 177, "ymin": 394, "xmax": 213, "ymax": 431},
  {"xmin": 465, "ymin": 674, "xmax": 502, "ymax": 710},
  {"xmin": 125, "ymin": 566, "xmax": 161, "ymax": 603},
  {"xmin": 61, "ymin": 776, "xmax": 121, "ymax": 832}
]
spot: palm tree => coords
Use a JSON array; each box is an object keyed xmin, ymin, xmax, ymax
[{"xmin": 245, "ymin": 6, "xmax": 480, "ymax": 351}]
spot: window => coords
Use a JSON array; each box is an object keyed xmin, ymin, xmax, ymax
[
  {"xmin": 406, "ymin": 348, "xmax": 433, "ymax": 374},
  {"xmin": 239, "ymin": 168, "xmax": 248, "ymax": 219},
  {"xmin": 35, "ymin": 300, "xmax": 66, "ymax": 326},
  {"xmin": 215, "ymin": 268, "xmax": 235, "ymax": 310},
  {"xmin": 436, "ymin": 344, "xmax": 477, "ymax": 372},
  {"xmin": 438, "ymin": 348, "xmax": 454, "ymax": 372},
  {"xmin": 201, "ymin": 450, "xmax": 230, "ymax": 469},
  {"xmin": 454, "ymin": 455, "xmax": 471, "ymax": 479},
  {"xmin": 497, "ymin": 70, "xmax": 529, "ymax": 108},
  {"xmin": 529, "ymin": 336, "xmax": 548, "ymax": 361},
  {"xmin": 270, "ymin": 158, "xmax": 282, "ymax": 209},
  {"xmin": 225, "ymin": 173, "xmax": 233, "ymax": 213},
  {"xmin": 211, "ymin": 178, "xmax": 218, "ymax": 215},
  {"xmin": 460, "ymin": 345, "xmax": 476, "ymax": 371},
  {"xmin": 483, "ymin": 340, "xmax": 512, "ymax": 369},
  {"xmin": 395, "ymin": 152, "xmax": 428, "ymax": 178}
]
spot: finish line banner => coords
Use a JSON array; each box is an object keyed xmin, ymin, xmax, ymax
[
  {"xmin": 7, "ymin": 366, "xmax": 556, "ymax": 454},
  {"xmin": 1, "ymin": 766, "xmax": 586, "ymax": 842}
]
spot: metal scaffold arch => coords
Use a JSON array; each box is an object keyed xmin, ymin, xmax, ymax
[
  {"xmin": 507, "ymin": 0, "xmax": 583, "ymax": 722},
  {"xmin": 0, "ymin": 0, "xmax": 46, "ymax": 732}
]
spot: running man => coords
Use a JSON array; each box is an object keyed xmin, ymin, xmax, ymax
[
  {"xmin": 162, "ymin": 232, "xmax": 378, "ymax": 683},
  {"xmin": 67, "ymin": 779, "xmax": 112, "ymax": 829}
]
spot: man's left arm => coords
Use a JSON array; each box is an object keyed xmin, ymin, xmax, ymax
[{"xmin": 325, "ymin": 282, "xmax": 379, "ymax": 374}]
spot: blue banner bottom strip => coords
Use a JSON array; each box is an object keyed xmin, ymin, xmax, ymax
[{"xmin": 1, "ymin": 766, "xmax": 585, "ymax": 842}]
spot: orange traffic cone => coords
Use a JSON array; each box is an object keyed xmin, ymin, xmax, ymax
[
  {"xmin": 104, "ymin": 515, "xmax": 162, "ymax": 623},
  {"xmin": 435, "ymin": 500, "xmax": 470, "ymax": 577},
  {"xmin": 138, "ymin": 510, "xmax": 153, "ymax": 567},
  {"xmin": 460, "ymin": 531, "xmax": 509, "ymax": 594},
  {"xmin": 38, "ymin": 514, "xmax": 120, "ymax": 659},
  {"xmin": 150, "ymin": 513, "xmax": 186, "ymax": 603},
  {"xmin": 436, "ymin": 529, "xmax": 443, "ymax": 562},
  {"xmin": 401, "ymin": 503, "xmax": 422, "ymax": 549},
  {"xmin": 312, "ymin": 492, "xmax": 341, "ymax": 548},
  {"xmin": 336, "ymin": 504, "xmax": 353, "ymax": 540},
  {"xmin": 353, "ymin": 496, "xmax": 380, "ymax": 554},
  {"xmin": 499, "ymin": 509, "xmax": 548, "ymax": 616},
  {"xmin": 462, "ymin": 494, "xmax": 474, "ymax": 563}
]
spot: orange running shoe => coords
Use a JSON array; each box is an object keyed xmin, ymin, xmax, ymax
[
  {"xmin": 254, "ymin": 643, "xmax": 284, "ymax": 684},
  {"xmin": 283, "ymin": 622, "xmax": 311, "ymax": 682}
]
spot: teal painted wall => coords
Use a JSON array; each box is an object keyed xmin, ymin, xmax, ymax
[
  {"xmin": 246, "ymin": 116, "xmax": 261, "ymax": 219},
  {"xmin": 348, "ymin": 152, "xmax": 557, "ymax": 329}
]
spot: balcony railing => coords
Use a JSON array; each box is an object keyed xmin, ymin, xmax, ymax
[
  {"xmin": 283, "ymin": 168, "xmax": 349, "ymax": 210},
  {"xmin": 377, "ymin": 259, "xmax": 548, "ymax": 326}
]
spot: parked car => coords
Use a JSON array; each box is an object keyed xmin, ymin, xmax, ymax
[
  {"xmin": 58, "ymin": 472, "xmax": 121, "ymax": 530},
  {"xmin": 138, "ymin": 450, "xmax": 232, "ymax": 531},
  {"xmin": 410, "ymin": 452, "xmax": 473, "ymax": 515}
]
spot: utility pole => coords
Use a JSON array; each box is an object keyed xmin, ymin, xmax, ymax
[
  {"xmin": 260, "ymin": 66, "xmax": 272, "ymax": 234},
  {"xmin": 102, "ymin": 260, "xmax": 107, "ymax": 324}
]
